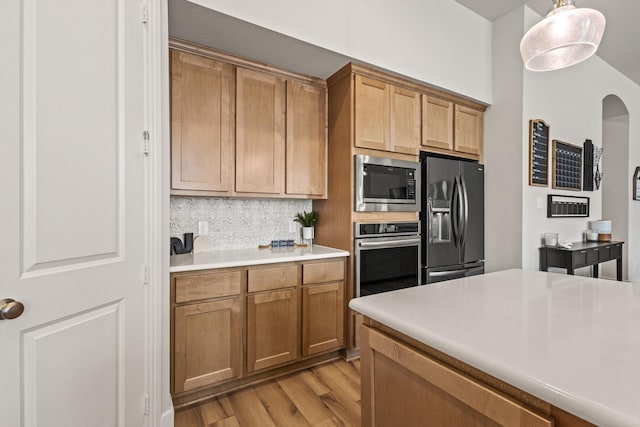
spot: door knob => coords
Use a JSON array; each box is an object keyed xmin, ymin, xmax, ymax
[{"xmin": 0, "ymin": 298, "xmax": 25, "ymax": 320}]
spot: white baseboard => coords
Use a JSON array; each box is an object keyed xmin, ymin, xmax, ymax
[{"xmin": 161, "ymin": 408, "xmax": 174, "ymax": 427}]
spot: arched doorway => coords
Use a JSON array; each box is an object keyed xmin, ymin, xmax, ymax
[{"xmin": 601, "ymin": 94, "xmax": 629, "ymax": 280}]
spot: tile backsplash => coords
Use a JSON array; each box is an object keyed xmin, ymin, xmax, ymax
[{"xmin": 170, "ymin": 197, "xmax": 312, "ymax": 250}]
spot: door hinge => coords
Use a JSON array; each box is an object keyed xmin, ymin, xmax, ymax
[
  {"xmin": 141, "ymin": 2, "xmax": 149, "ymax": 24},
  {"xmin": 143, "ymin": 393, "xmax": 150, "ymax": 416},
  {"xmin": 143, "ymin": 130, "xmax": 150, "ymax": 155},
  {"xmin": 143, "ymin": 264, "xmax": 150, "ymax": 285}
]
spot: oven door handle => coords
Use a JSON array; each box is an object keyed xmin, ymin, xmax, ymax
[{"xmin": 357, "ymin": 238, "xmax": 421, "ymax": 249}]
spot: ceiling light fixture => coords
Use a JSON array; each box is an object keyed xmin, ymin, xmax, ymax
[{"xmin": 520, "ymin": 0, "xmax": 606, "ymax": 72}]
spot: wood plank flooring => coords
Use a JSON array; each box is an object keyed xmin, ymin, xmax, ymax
[{"xmin": 175, "ymin": 359, "xmax": 361, "ymax": 427}]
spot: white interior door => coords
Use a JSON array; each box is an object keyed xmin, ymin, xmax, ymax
[{"xmin": 0, "ymin": 0, "xmax": 148, "ymax": 426}]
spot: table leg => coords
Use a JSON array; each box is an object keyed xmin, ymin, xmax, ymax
[
  {"xmin": 539, "ymin": 250, "xmax": 548, "ymax": 272},
  {"xmin": 593, "ymin": 264, "xmax": 599, "ymax": 278},
  {"xmin": 617, "ymin": 258, "xmax": 623, "ymax": 281},
  {"xmin": 567, "ymin": 267, "xmax": 574, "ymax": 275}
]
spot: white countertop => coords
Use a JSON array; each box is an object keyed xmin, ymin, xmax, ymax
[
  {"xmin": 170, "ymin": 244, "xmax": 349, "ymax": 272},
  {"xmin": 349, "ymin": 269, "xmax": 640, "ymax": 426}
]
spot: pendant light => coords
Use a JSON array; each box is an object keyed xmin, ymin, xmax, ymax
[{"xmin": 520, "ymin": 0, "xmax": 606, "ymax": 72}]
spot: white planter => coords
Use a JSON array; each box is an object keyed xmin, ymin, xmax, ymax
[{"xmin": 302, "ymin": 226, "xmax": 315, "ymax": 240}]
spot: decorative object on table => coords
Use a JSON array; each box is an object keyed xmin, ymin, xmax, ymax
[
  {"xmin": 593, "ymin": 145, "xmax": 604, "ymax": 190},
  {"xmin": 633, "ymin": 166, "xmax": 640, "ymax": 201},
  {"xmin": 543, "ymin": 232, "xmax": 558, "ymax": 246},
  {"xmin": 552, "ymin": 140, "xmax": 582, "ymax": 191},
  {"xmin": 193, "ymin": 234, "xmax": 211, "ymax": 253},
  {"xmin": 582, "ymin": 139, "xmax": 593, "ymax": 191},
  {"xmin": 585, "ymin": 230, "xmax": 599, "ymax": 241},
  {"xmin": 528, "ymin": 119, "xmax": 549, "ymax": 187},
  {"xmin": 589, "ymin": 220, "xmax": 612, "ymax": 241},
  {"xmin": 520, "ymin": 0, "xmax": 606, "ymax": 72},
  {"xmin": 170, "ymin": 232, "xmax": 193, "ymax": 255},
  {"xmin": 547, "ymin": 194, "xmax": 589, "ymax": 218},
  {"xmin": 294, "ymin": 210, "xmax": 319, "ymax": 245}
]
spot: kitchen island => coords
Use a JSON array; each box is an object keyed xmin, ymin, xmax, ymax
[{"xmin": 349, "ymin": 269, "xmax": 640, "ymax": 426}]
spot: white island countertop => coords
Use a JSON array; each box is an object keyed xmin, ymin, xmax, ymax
[
  {"xmin": 170, "ymin": 244, "xmax": 349, "ymax": 272},
  {"xmin": 349, "ymin": 269, "xmax": 640, "ymax": 427}
]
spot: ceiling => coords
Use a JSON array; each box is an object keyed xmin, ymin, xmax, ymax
[{"xmin": 454, "ymin": 0, "xmax": 640, "ymax": 87}]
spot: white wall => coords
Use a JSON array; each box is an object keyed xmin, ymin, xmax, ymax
[
  {"xmin": 484, "ymin": 7, "xmax": 525, "ymax": 273},
  {"xmin": 602, "ymin": 113, "xmax": 630, "ymax": 279},
  {"xmin": 185, "ymin": 0, "xmax": 493, "ymax": 104}
]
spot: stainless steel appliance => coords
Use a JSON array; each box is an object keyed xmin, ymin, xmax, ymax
[
  {"xmin": 354, "ymin": 221, "xmax": 421, "ymax": 296},
  {"xmin": 354, "ymin": 154, "xmax": 420, "ymax": 212},
  {"xmin": 420, "ymin": 153, "xmax": 484, "ymax": 284}
]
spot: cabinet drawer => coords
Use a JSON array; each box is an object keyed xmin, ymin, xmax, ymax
[
  {"xmin": 611, "ymin": 244, "xmax": 622, "ymax": 259},
  {"xmin": 303, "ymin": 260, "xmax": 345, "ymax": 284},
  {"xmin": 586, "ymin": 248, "xmax": 599, "ymax": 265},
  {"xmin": 599, "ymin": 245, "xmax": 611, "ymax": 262},
  {"xmin": 175, "ymin": 271, "xmax": 241, "ymax": 304},
  {"xmin": 248, "ymin": 265, "xmax": 298, "ymax": 293},
  {"xmin": 572, "ymin": 250, "xmax": 587, "ymax": 267}
]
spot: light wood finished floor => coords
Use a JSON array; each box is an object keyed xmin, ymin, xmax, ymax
[{"xmin": 175, "ymin": 359, "xmax": 361, "ymax": 427}]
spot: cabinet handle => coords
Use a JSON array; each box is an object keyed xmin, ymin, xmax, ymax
[
  {"xmin": 594, "ymin": 248, "xmax": 599, "ymax": 251},
  {"xmin": 580, "ymin": 251, "xmax": 586, "ymax": 254}
]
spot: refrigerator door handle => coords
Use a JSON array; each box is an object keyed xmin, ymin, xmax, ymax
[
  {"xmin": 456, "ymin": 176, "xmax": 464, "ymax": 247},
  {"xmin": 451, "ymin": 177, "xmax": 459, "ymax": 247},
  {"xmin": 460, "ymin": 175, "xmax": 469, "ymax": 248},
  {"xmin": 429, "ymin": 269, "xmax": 467, "ymax": 278}
]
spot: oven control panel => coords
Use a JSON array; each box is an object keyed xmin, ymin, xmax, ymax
[{"xmin": 355, "ymin": 221, "xmax": 420, "ymax": 238}]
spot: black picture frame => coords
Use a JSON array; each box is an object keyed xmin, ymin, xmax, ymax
[{"xmin": 547, "ymin": 194, "xmax": 590, "ymax": 218}]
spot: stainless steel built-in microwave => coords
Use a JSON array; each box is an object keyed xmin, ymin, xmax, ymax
[{"xmin": 354, "ymin": 154, "xmax": 421, "ymax": 212}]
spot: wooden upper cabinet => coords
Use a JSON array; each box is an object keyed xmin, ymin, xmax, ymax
[
  {"xmin": 354, "ymin": 75, "xmax": 389, "ymax": 151},
  {"xmin": 286, "ymin": 81, "xmax": 327, "ymax": 197},
  {"xmin": 171, "ymin": 50, "xmax": 233, "ymax": 195},
  {"xmin": 454, "ymin": 105, "xmax": 483, "ymax": 156},
  {"xmin": 390, "ymin": 85, "xmax": 421, "ymax": 155},
  {"xmin": 235, "ymin": 67, "xmax": 285, "ymax": 195},
  {"xmin": 422, "ymin": 95, "xmax": 454, "ymax": 151}
]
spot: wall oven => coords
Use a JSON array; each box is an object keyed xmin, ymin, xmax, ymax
[
  {"xmin": 354, "ymin": 221, "xmax": 422, "ymax": 297},
  {"xmin": 354, "ymin": 154, "xmax": 421, "ymax": 212}
]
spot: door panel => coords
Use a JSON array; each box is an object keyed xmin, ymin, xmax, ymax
[
  {"xmin": 462, "ymin": 162, "xmax": 485, "ymax": 264},
  {"xmin": 354, "ymin": 75, "xmax": 388, "ymax": 151},
  {"xmin": 0, "ymin": 0, "xmax": 146, "ymax": 425},
  {"xmin": 424, "ymin": 156, "xmax": 460, "ymax": 268}
]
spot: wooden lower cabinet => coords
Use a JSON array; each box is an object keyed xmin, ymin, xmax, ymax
[
  {"xmin": 302, "ymin": 281, "xmax": 344, "ymax": 357},
  {"xmin": 360, "ymin": 323, "xmax": 594, "ymax": 427},
  {"xmin": 247, "ymin": 288, "xmax": 299, "ymax": 373},
  {"xmin": 173, "ymin": 296, "xmax": 242, "ymax": 394}
]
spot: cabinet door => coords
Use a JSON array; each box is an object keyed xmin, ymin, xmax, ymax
[
  {"xmin": 422, "ymin": 95, "xmax": 454, "ymax": 151},
  {"xmin": 286, "ymin": 81, "xmax": 327, "ymax": 197},
  {"xmin": 247, "ymin": 289, "xmax": 298, "ymax": 372},
  {"xmin": 174, "ymin": 297, "xmax": 241, "ymax": 393},
  {"xmin": 389, "ymin": 85, "xmax": 420, "ymax": 155},
  {"xmin": 454, "ymin": 105, "xmax": 483, "ymax": 156},
  {"xmin": 360, "ymin": 326, "xmax": 553, "ymax": 427},
  {"xmin": 354, "ymin": 75, "xmax": 389, "ymax": 151},
  {"xmin": 171, "ymin": 50, "xmax": 233, "ymax": 194},
  {"xmin": 236, "ymin": 67, "xmax": 285, "ymax": 194},
  {"xmin": 302, "ymin": 281, "xmax": 344, "ymax": 357}
]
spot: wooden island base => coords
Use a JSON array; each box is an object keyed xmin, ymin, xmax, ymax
[{"xmin": 360, "ymin": 318, "xmax": 594, "ymax": 427}]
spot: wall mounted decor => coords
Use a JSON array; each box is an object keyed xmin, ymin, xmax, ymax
[
  {"xmin": 552, "ymin": 140, "xmax": 582, "ymax": 191},
  {"xmin": 593, "ymin": 145, "xmax": 603, "ymax": 190},
  {"xmin": 547, "ymin": 194, "xmax": 589, "ymax": 218},
  {"xmin": 633, "ymin": 167, "xmax": 640, "ymax": 201},
  {"xmin": 582, "ymin": 139, "xmax": 593, "ymax": 191},
  {"xmin": 528, "ymin": 119, "xmax": 549, "ymax": 186}
]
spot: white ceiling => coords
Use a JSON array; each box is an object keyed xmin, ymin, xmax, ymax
[{"xmin": 454, "ymin": 0, "xmax": 640, "ymax": 87}]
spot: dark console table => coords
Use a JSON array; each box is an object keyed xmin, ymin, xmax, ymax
[{"xmin": 539, "ymin": 241, "xmax": 624, "ymax": 281}]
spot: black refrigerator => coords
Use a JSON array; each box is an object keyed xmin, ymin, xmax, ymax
[{"xmin": 420, "ymin": 152, "xmax": 484, "ymax": 284}]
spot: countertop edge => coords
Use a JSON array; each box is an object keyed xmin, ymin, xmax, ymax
[
  {"xmin": 348, "ymin": 297, "xmax": 638, "ymax": 427},
  {"xmin": 170, "ymin": 246, "xmax": 349, "ymax": 273}
]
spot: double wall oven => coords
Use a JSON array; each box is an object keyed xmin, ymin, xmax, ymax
[{"xmin": 354, "ymin": 221, "xmax": 421, "ymax": 297}]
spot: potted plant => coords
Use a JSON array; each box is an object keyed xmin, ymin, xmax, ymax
[{"xmin": 294, "ymin": 210, "xmax": 319, "ymax": 243}]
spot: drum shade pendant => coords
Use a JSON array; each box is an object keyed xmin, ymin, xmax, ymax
[{"xmin": 520, "ymin": 0, "xmax": 605, "ymax": 71}]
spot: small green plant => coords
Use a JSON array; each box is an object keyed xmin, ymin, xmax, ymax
[{"xmin": 294, "ymin": 210, "xmax": 319, "ymax": 227}]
